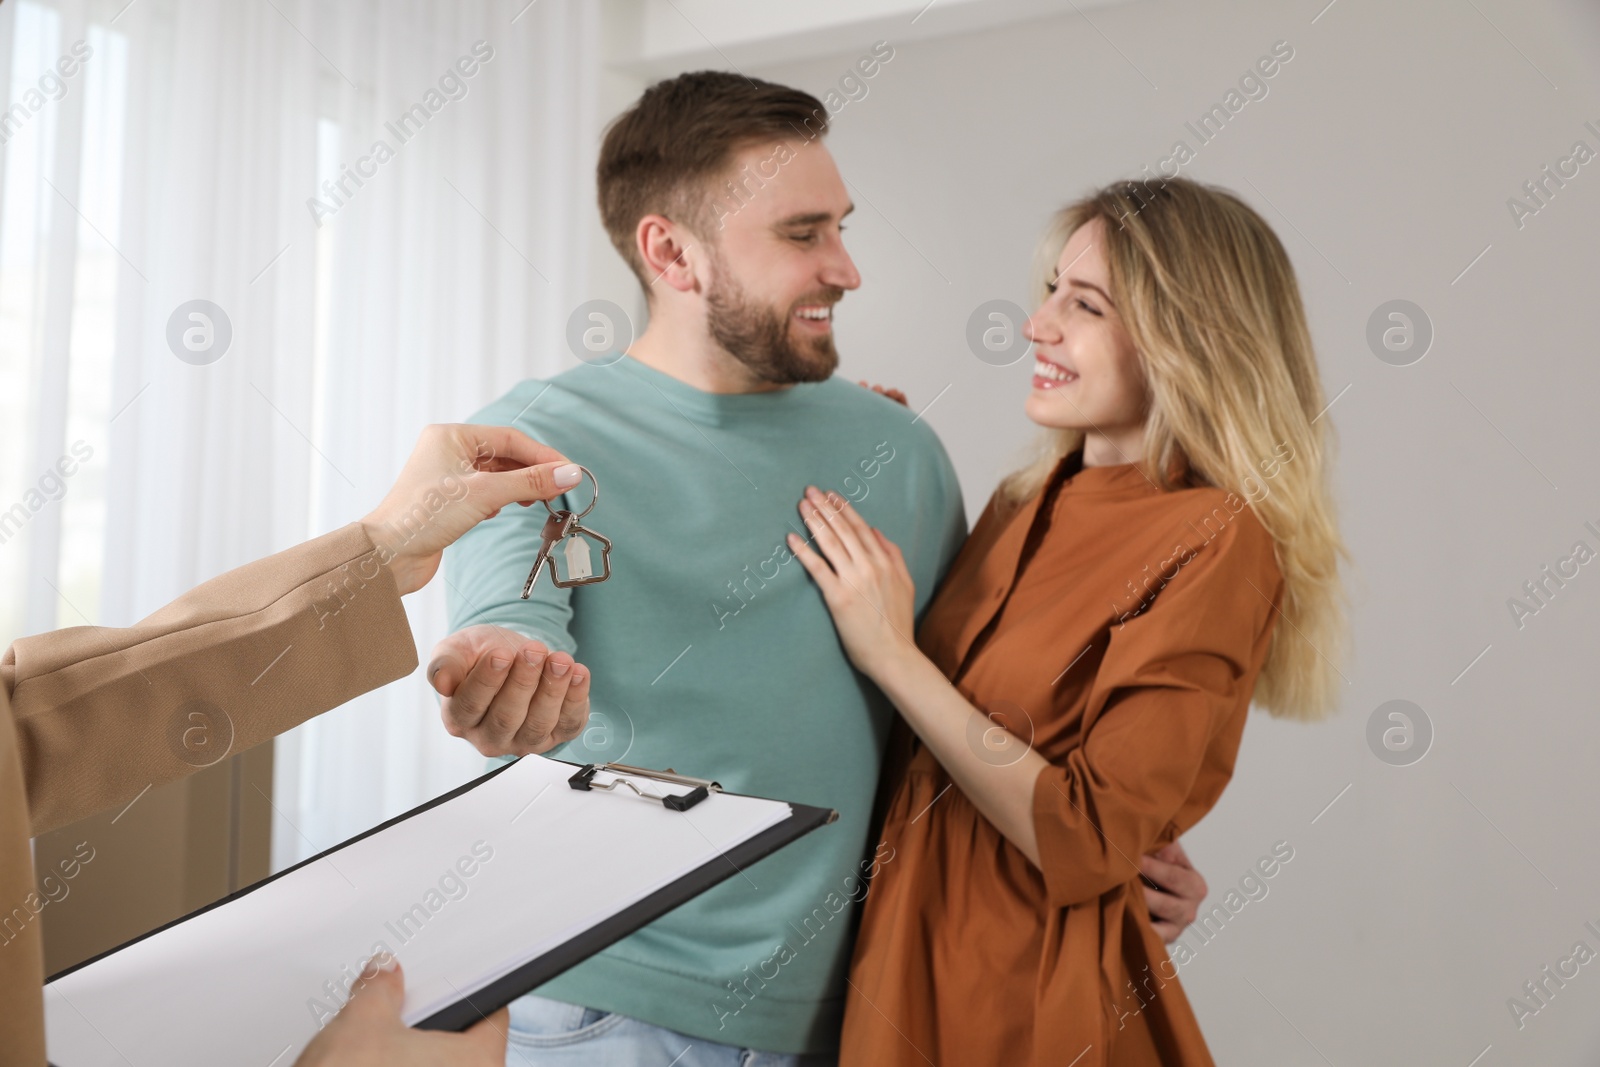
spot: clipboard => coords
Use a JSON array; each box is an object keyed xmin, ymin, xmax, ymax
[
  {"xmin": 419, "ymin": 761, "xmax": 834, "ymax": 1031},
  {"xmin": 43, "ymin": 754, "xmax": 838, "ymax": 1065}
]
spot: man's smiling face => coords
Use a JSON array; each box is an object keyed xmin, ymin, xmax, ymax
[{"xmin": 699, "ymin": 138, "xmax": 862, "ymax": 385}]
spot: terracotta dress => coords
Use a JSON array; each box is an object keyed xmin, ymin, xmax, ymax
[{"xmin": 840, "ymin": 453, "xmax": 1284, "ymax": 1067}]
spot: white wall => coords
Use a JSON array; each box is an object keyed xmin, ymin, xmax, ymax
[{"xmin": 594, "ymin": 0, "xmax": 1600, "ymax": 1063}]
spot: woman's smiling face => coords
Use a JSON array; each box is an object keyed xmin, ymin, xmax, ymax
[{"xmin": 1023, "ymin": 218, "xmax": 1150, "ymax": 461}]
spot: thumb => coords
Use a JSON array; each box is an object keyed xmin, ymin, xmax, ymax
[
  {"xmin": 345, "ymin": 955, "xmax": 406, "ymax": 1020},
  {"xmin": 477, "ymin": 462, "xmax": 583, "ymax": 509},
  {"xmin": 428, "ymin": 640, "xmax": 472, "ymax": 697}
]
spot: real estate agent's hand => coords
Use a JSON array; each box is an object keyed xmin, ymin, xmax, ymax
[
  {"xmin": 428, "ymin": 624, "xmax": 592, "ymax": 756},
  {"xmin": 362, "ymin": 423, "xmax": 584, "ymax": 596},
  {"xmin": 293, "ymin": 955, "xmax": 507, "ymax": 1066}
]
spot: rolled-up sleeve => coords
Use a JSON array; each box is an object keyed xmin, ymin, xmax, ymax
[{"xmin": 1030, "ymin": 509, "xmax": 1282, "ymax": 908}]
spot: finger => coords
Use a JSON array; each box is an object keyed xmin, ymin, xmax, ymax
[
  {"xmin": 1140, "ymin": 852, "xmax": 1205, "ymax": 899},
  {"xmin": 1149, "ymin": 917, "xmax": 1183, "ymax": 943},
  {"xmin": 786, "ymin": 531, "xmax": 842, "ymax": 597},
  {"xmin": 1138, "ymin": 852, "xmax": 1184, "ymax": 887},
  {"xmin": 814, "ymin": 489, "xmax": 878, "ymax": 567},
  {"xmin": 1143, "ymin": 883, "xmax": 1190, "ymax": 926},
  {"xmin": 442, "ymin": 647, "xmax": 516, "ymax": 739},
  {"xmin": 478, "ymin": 644, "xmax": 548, "ymax": 749},
  {"xmin": 550, "ymin": 665, "xmax": 591, "ymax": 744},
  {"xmin": 459, "ymin": 424, "xmax": 568, "ymax": 473},
  {"xmin": 874, "ymin": 528, "xmax": 912, "ymax": 578},
  {"xmin": 887, "ymin": 388, "xmax": 908, "ymax": 407},
  {"xmin": 430, "ymin": 626, "xmax": 520, "ymax": 696},
  {"xmin": 514, "ymin": 652, "xmax": 576, "ymax": 752},
  {"xmin": 801, "ymin": 489, "xmax": 857, "ymax": 567},
  {"xmin": 800, "ymin": 500, "xmax": 851, "ymax": 568},
  {"xmin": 826, "ymin": 492, "xmax": 888, "ymax": 566}
]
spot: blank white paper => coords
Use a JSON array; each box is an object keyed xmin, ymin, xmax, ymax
[{"xmin": 44, "ymin": 756, "xmax": 793, "ymax": 1067}]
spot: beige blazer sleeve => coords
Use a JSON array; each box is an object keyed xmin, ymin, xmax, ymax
[{"xmin": 0, "ymin": 522, "xmax": 419, "ymax": 1066}]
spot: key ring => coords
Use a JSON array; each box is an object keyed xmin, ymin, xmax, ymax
[
  {"xmin": 544, "ymin": 465, "xmax": 599, "ymax": 520},
  {"xmin": 522, "ymin": 465, "xmax": 611, "ymax": 597}
]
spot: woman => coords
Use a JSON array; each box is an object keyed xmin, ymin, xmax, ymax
[{"xmin": 787, "ymin": 177, "xmax": 1346, "ymax": 1066}]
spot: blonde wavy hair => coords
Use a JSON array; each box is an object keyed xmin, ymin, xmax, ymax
[{"xmin": 1001, "ymin": 177, "xmax": 1347, "ymax": 721}]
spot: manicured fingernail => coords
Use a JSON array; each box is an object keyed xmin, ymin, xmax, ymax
[
  {"xmin": 549, "ymin": 660, "xmax": 571, "ymax": 678},
  {"xmin": 380, "ymin": 954, "xmax": 400, "ymax": 973},
  {"xmin": 522, "ymin": 648, "xmax": 545, "ymax": 668},
  {"xmin": 554, "ymin": 464, "xmax": 581, "ymax": 487},
  {"xmin": 490, "ymin": 655, "xmax": 511, "ymax": 671},
  {"xmin": 571, "ymin": 668, "xmax": 587, "ymax": 685}
]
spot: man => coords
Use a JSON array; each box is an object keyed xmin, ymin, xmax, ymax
[
  {"xmin": 2, "ymin": 424, "xmax": 588, "ymax": 1066},
  {"xmin": 434, "ymin": 72, "xmax": 1206, "ymax": 1064}
]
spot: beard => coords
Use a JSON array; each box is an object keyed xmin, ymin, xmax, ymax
[{"xmin": 705, "ymin": 272, "xmax": 843, "ymax": 386}]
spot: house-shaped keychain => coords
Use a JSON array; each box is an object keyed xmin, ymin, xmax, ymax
[
  {"xmin": 521, "ymin": 466, "xmax": 614, "ymax": 597},
  {"xmin": 562, "ymin": 532, "xmax": 594, "ymax": 581}
]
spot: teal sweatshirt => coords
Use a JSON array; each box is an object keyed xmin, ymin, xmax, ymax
[{"xmin": 444, "ymin": 354, "xmax": 967, "ymax": 1054}]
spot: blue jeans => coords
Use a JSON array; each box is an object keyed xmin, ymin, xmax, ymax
[{"xmin": 504, "ymin": 994, "xmax": 837, "ymax": 1067}]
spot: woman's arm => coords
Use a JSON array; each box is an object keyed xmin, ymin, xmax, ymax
[
  {"xmin": 867, "ymin": 639, "xmax": 1052, "ymax": 864},
  {"xmin": 789, "ymin": 486, "xmax": 1275, "ymax": 907},
  {"xmin": 788, "ymin": 485, "xmax": 1049, "ymax": 859},
  {"xmin": 860, "ymin": 656, "xmax": 1208, "ymax": 930}
]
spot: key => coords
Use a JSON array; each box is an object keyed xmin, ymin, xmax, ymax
[
  {"xmin": 522, "ymin": 509, "xmax": 577, "ymax": 599},
  {"xmin": 517, "ymin": 465, "xmax": 614, "ymax": 595}
]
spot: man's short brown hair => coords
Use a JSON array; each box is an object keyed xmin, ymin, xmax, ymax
[{"xmin": 597, "ymin": 71, "xmax": 828, "ymax": 288}]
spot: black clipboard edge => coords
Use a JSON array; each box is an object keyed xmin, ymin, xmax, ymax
[
  {"xmin": 45, "ymin": 757, "xmax": 836, "ymax": 995},
  {"xmin": 415, "ymin": 797, "xmax": 838, "ymax": 1031}
]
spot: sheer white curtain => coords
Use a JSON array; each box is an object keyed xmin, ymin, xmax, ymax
[{"xmin": 0, "ymin": 0, "xmax": 601, "ymax": 871}]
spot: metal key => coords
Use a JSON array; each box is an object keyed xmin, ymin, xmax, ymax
[
  {"xmin": 522, "ymin": 509, "xmax": 577, "ymax": 598},
  {"xmin": 519, "ymin": 466, "xmax": 614, "ymax": 597}
]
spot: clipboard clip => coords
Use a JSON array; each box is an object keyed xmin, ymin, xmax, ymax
[{"xmin": 569, "ymin": 762, "xmax": 722, "ymax": 812}]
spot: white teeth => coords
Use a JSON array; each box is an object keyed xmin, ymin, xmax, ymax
[
  {"xmin": 795, "ymin": 307, "xmax": 831, "ymax": 320},
  {"xmin": 1034, "ymin": 359, "xmax": 1075, "ymax": 382}
]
